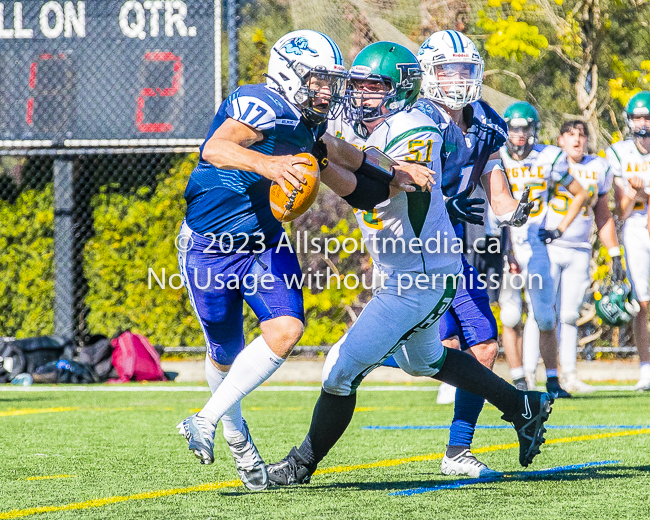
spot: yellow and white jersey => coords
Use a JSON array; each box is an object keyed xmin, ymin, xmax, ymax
[
  {"xmin": 606, "ymin": 139, "xmax": 650, "ymax": 225},
  {"xmin": 327, "ymin": 116, "xmax": 368, "ymax": 149},
  {"xmin": 545, "ymin": 155, "xmax": 612, "ymax": 250},
  {"xmin": 360, "ymin": 108, "xmax": 461, "ymax": 278},
  {"xmin": 500, "ymin": 144, "xmax": 572, "ymax": 241}
]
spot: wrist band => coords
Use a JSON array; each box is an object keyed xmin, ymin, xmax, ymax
[{"xmin": 608, "ymin": 246, "xmax": 621, "ymax": 258}]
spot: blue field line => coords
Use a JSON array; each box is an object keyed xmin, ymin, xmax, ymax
[
  {"xmin": 390, "ymin": 460, "xmax": 622, "ymax": 496},
  {"xmin": 363, "ymin": 425, "xmax": 650, "ymax": 430}
]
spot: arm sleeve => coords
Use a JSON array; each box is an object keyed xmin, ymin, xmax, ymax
[
  {"xmin": 550, "ymin": 150, "xmax": 573, "ymax": 186},
  {"xmin": 598, "ymin": 157, "xmax": 614, "ymax": 196},
  {"xmin": 605, "ymin": 146, "xmax": 622, "ymax": 177},
  {"xmin": 225, "ymin": 95, "xmax": 277, "ymax": 132}
]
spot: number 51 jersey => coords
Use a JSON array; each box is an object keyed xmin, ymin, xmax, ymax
[
  {"xmin": 500, "ymin": 144, "xmax": 572, "ymax": 243},
  {"xmin": 360, "ymin": 108, "xmax": 461, "ymax": 278}
]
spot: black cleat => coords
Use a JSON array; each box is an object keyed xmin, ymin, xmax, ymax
[
  {"xmin": 267, "ymin": 447, "xmax": 317, "ymax": 486},
  {"xmin": 546, "ymin": 376, "xmax": 572, "ymax": 399},
  {"xmin": 513, "ymin": 377, "xmax": 528, "ymax": 391},
  {"xmin": 503, "ymin": 391, "xmax": 554, "ymax": 467}
]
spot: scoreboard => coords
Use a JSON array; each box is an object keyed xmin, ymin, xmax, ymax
[{"xmin": 0, "ymin": 1, "xmax": 219, "ymax": 149}]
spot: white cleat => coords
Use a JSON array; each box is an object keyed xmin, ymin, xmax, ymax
[
  {"xmin": 436, "ymin": 382, "xmax": 457, "ymax": 404},
  {"xmin": 177, "ymin": 414, "xmax": 217, "ymax": 465},
  {"xmin": 225, "ymin": 419, "xmax": 269, "ymax": 491},
  {"xmin": 633, "ymin": 377, "xmax": 650, "ymax": 391},
  {"xmin": 441, "ymin": 449, "xmax": 503, "ymax": 478},
  {"xmin": 562, "ymin": 376, "xmax": 597, "ymax": 394}
]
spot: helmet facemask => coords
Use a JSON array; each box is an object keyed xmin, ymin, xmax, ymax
[
  {"xmin": 289, "ymin": 61, "xmax": 347, "ymax": 125},
  {"xmin": 506, "ymin": 122, "xmax": 537, "ymax": 159},
  {"xmin": 345, "ymin": 75, "xmax": 401, "ymax": 123},
  {"xmin": 626, "ymin": 113, "xmax": 650, "ymax": 139},
  {"xmin": 420, "ymin": 60, "xmax": 483, "ymax": 110}
]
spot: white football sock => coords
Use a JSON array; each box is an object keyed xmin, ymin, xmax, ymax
[
  {"xmin": 198, "ymin": 336, "xmax": 284, "ymax": 426},
  {"xmin": 522, "ymin": 316, "xmax": 541, "ymax": 375},
  {"xmin": 204, "ymin": 354, "xmax": 244, "ymax": 440},
  {"xmin": 510, "ymin": 366, "xmax": 525, "ymax": 381},
  {"xmin": 559, "ymin": 323, "xmax": 578, "ymax": 375},
  {"xmin": 640, "ymin": 362, "xmax": 650, "ymax": 379}
]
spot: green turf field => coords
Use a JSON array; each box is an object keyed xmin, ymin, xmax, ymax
[{"xmin": 2, "ymin": 385, "xmax": 649, "ymax": 519}]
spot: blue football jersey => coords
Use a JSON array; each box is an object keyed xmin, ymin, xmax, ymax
[
  {"xmin": 413, "ymin": 99, "xmax": 508, "ymax": 198},
  {"xmin": 184, "ymin": 84, "xmax": 326, "ymax": 242}
]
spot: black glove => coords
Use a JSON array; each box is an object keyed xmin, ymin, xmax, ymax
[
  {"xmin": 311, "ymin": 138, "xmax": 329, "ymax": 170},
  {"xmin": 445, "ymin": 185, "xmax": 485, "ymax": 226},
  {"xmin": 499, "ymin": 186, "xmax": 535, "ymax": 228},
  {"xmin": 611, "ymin": 255, "xmax": 627, "ymax": 283},
  {"xmin": 538, "ymin": 227, "xmax": 562, "ymax": 244}
]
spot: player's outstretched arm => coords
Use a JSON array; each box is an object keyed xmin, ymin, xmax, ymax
[
  {"xmin": 321, "ymin": 134, "xmax": 435, "ymax": 194},
  {"xmin": 481, "ymin": 154, "xmax": 519, "ymax": 216},
  {"xmin": 202, "ymin": 118, "xmax": 311, "ymax": 197},
  {"xmin": 556, "ymin": 179, "xmax": 589, "ymax": 233}
]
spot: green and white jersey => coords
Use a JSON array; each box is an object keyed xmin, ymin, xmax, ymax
[
  {"xmin": 359, "ymin": 108, "xmax": 461, "ymax": 278},
  {"xmin": 500, "ymin": 144, "xmax": 572, "ymax": 242},
  {"xmin": 327, "ymin": 117, "xmax": 368, "ymax": 149},
  {"xmin": 546, "ymin": 154, "xmax": 612, "ymax": 250},
  {"xmin": 606, "ymin": 139, "xmax": 650, "ymax": 225}
]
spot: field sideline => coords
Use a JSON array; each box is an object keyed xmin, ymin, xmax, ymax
[{"xmin": 2, "ymin": 384, "xmax": 649, "ymax": 519}]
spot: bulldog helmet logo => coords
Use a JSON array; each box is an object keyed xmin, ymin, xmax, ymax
[{"xmin": 282, "ymin": 37, "xmax": 317, "ymax": 56}]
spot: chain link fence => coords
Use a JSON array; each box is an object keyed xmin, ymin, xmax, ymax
[{"xmin": 0, "ymin": 0, "xmax": 638, "ymax": 359}]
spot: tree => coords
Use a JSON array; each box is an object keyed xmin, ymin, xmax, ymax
[{"xmin": 474, "ymin": 0, "xmax": 650, "ymax": 146}]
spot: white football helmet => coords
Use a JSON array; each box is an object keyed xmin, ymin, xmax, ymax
[
  {"xmin": 267, "ymin": 30, "xmax": 347, "ymax": 125},
  {"xmin": 417, "ymin": 30, "xmax": 484, "ymax": 110}
]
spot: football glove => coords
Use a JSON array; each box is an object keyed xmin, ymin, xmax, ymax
[
  {"xmin": 445, "ymin": 186, "xmax": 485, "ymax": 226},
  {"xmin": 499, "ymin": 186, "xmax": 534, "ymax": 228},
  {"xmin": 538, "ymin": 227, "xmax": 562, "ymax": 244},
  {"xmin": 611, "ymin": 255, "xmax": 627, "ymax": 284}
]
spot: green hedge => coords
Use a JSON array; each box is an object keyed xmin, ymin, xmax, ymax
[
  {"xmin": 0, "ymin": 185, "xmax": 54, "ymax": 338},
  {"xmin": 84, "ymin": 155, "xmax": 204, "ymax": 347}
]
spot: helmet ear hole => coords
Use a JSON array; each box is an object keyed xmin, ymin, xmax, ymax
[{"xmin": 625, "ymin": 300, "xmax": 641, "ymax": 317}]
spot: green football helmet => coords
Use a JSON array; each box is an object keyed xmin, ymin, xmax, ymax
[
  {"xmin": 595, "ymin": 282, "xmax": 640, "ymax": 327},
  {"xmin": 504, "ymin": 101, "xmax": 540, "ymax": 159},
  {"xmin": 346, "ymin": 41, "xmax": 422, "ymax": 125},
  {"xmin": 625, "ymin": 91, "xmax": 650, "ymax": 138}
]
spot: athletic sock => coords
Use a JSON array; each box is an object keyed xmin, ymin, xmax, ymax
[
  {"xmin": 203, "ymin": 354, "xmax": 244, "ymax": 440},
  {"xmin": 448, "ymin": 388, "xmax": 484, "ymax": 448},
  {"xmin": 640, "ymin": 363, "xmax": 650, "ymax": 379},
  {"xmin": 445, "ymin": 445, "xmax": 467, "ymax": 458},
  {"xmin": 297, "ymin": 389, "xmax": 357, "ymax": 466},
  {"xmin": 434, "ymin": 348, "xmax": 519, "ymax": 417},
  {"xmin": 198, "ymin": 336, "xmax": 284, "ymax": 425},
  {"xmin": 510, "ymin": 366, "xmax": 525, "ymax": 381},
  {"xmin": 546, "ymin": 368, "xmax": 558, "ymax": 379}
]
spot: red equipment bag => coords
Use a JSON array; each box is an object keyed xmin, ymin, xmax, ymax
[{"xmin": 110, "ymin": 331, "xmax": 166, "ymax": 383}]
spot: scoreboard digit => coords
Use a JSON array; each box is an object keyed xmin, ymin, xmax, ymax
[{"xmin": 0, "ymin": 0, "xmax": 219, "ymax": 149}]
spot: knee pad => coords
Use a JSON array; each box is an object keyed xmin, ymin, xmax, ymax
[
  {"xmin": 560, "ymin": 310, "xmax": 580, "ymax": 326},
  {"xmin": 500, "ymin": 304, "xmax": 522, "ymax": 329},
  {"xmin": 321, "ymin": 338, "xmax": 357, "ymax": 396},
  {"xmin": 535, "ymin": 312, "xmax": 556, "ymax": 332},
  {"xmin": 392, "ymin": 349, "xmax": 441, "ymax": 378}
]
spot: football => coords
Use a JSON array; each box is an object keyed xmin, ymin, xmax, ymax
[{"xmin": 269, "ymin": 152, "xmax": 321, "ymax": 222}]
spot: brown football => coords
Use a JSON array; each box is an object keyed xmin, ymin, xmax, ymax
[{"xmin": 269, "ymin": 153, "xmax": 321, "ymax": 222}]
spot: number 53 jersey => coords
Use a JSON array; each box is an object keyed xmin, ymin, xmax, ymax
[
  {"xmin": 500, "ymin": 144, "xmax": 572, "ymax": 244},
  {"xmin": 545, "ymin": 154, "xmax": 612, "ymax": 250}
]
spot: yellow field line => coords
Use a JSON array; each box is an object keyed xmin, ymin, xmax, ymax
[
  {"xmin": 0, "ymin": 406, "xmax": 174, "ymax": 418},
  {"xmin": 25, "ymin": 476, "xmax": 77, "ymax": 482},
  {"xmin": 2, "ymin": 428, "xmax": 649, "ymax": 519},
  {"xmin": 0, "ymin": 407, "xmax": 79, "ymax": 418}
]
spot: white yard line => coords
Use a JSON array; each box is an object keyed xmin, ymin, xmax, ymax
[{"xmin": 0, "ymin": 385, "xmax": 638, "ymax": 392}]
